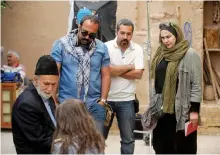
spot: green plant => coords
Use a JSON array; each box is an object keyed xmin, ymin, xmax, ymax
[{"xmin": 1, "ymin": 0, "xmax": 11, "ymax": 9}]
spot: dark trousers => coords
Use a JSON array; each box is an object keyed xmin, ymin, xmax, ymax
[{"xmin": 153, "ymin": 114, "xmax": 197, "ymax": 154}]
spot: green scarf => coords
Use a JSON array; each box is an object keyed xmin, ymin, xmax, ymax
[{"xmin": 150, "ymin": 23, "xmax": 190, "ymax": 114}]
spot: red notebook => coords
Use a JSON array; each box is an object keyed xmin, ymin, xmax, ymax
[{"xmin": 185, "ymin": 121, "xmax": 198, "ymax": 136}]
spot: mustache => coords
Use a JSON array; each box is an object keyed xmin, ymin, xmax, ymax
[
  {"xmin": 81, "ymin": 38, "xmax": 89, "ymax": 42},
  {"xmin": 121, "ymin": 39, "xmax": 129, "ymax": 43}
]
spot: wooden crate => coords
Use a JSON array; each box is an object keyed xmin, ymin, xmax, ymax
[{"xmin": 204, "ymin": 25, "xmax": 220, "ymax": 49}]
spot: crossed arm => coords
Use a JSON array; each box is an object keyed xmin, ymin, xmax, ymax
[{"xmin": 110, "ymin": 64, "xmax": 143, "ymax": 80}]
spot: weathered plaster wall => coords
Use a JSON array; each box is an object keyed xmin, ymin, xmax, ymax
[
  {"xmin": 148, "ymin": 1, "xmax": 203, "ymax": 57},
  {"xmin": 1, "ymin": 1, "xmax": 69, "ymax": 78}
]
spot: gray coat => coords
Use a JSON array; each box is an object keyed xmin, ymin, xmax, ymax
[
  {"xmin": 142, "ymin": 48, "xmax": 202, "ymax": 132},
  {"xmin": 175, "ymin": 48, "xmax": 202, "ymax": 131}
]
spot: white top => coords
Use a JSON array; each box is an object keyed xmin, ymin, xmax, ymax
[
  {"xmin": 2, "ymin": 64, "xmax": 26, "ymax": 80},
  {"xmin": 2, "ymin": 64, "xmax": 26, "ymax": 91},
  {"xmin": 105, "ymin": 38, "xmax": 144, "ymax": 101}
]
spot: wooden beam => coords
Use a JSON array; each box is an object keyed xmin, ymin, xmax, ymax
[
  {"xmin": 208, "ymin": 49, "xmax": 220, "ymax": 52},
  {"xmin": 204, "ymin": 38, "xmax": 219, "ymax": 103}
]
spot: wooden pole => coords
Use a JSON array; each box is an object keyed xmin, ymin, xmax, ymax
[
  {"xmin": 204, "ymin": 57, "xmax": 211, "ymax": 84},
  {"xmin": 212, "ymin": 64, "xmax": 220, "ymax": 86},
  {"xmin": 214, "ymin": 76, "xmax": 220, "ymax": 98}
]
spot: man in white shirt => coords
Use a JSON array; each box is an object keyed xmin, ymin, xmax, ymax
[
  {"xmin": 2, "ymin": 50, "xmax": 26, "ymax": 85},
  {"xmin": 104, "ymin": 19, "xmax": 144, "ymax": 154}
]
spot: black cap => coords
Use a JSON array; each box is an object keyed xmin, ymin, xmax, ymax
[{"xmin": 35, "ymin": 55, "xmax": 59, "ymax": 75}]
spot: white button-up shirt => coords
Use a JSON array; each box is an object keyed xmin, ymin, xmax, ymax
[{"xmin": 105, "ymin": 38, "xmax": 144, "ymax": 101}]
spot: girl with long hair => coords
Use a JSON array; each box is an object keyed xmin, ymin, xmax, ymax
[{"xmin": 51, "ymin": 99, "xmax": 105, "ymax": 154}]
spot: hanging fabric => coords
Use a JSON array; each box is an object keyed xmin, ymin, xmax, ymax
[{"xmin": 213, "ymin": 1, "xmax": 220, "ymax": 24}]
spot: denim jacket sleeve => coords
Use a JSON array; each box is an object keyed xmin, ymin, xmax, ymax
[
  {"xmin": 50, "ymin": 40, "xmax": 63, "ymax": 63},
  {"xmin": 101, "ymin": 43, "xmax": 110, "ymax": 67}
]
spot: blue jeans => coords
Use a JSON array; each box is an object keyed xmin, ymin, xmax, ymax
[
  {"xmin": 104, "ymin": 100, "xmax": 135, "ymax": 154},
  {"xmin": 88, "ymin": 103, "xmax": 106, "ymax": 136}
]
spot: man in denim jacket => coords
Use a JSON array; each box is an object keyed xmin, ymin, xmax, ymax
[{"xmin": 50, "ymin": 15, "xmax": 111, "ymax": 135}]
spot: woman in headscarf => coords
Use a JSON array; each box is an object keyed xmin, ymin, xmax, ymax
[{"xmin": 150, "ymin": 22, "xmax": 202, "ymax": 154}]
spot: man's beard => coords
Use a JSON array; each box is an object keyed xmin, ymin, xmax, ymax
[
  {"xmin": 119, "ymin": 39, "xmax": 129, "ymax": 48},
  {"xmin": 80, "ymin": 39, "xmax": 92, "ymax": 50},
  {"xmin": 80, "ymin": 38, "xmax": 91, "ymax": 44},
  {"xmin": 36, "ymin": 86, "xmax": 52, "ymax": 100}
]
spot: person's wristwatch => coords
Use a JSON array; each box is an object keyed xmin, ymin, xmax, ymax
[
  {"xmin": 98, "ymin": 98, "xmax": 107, "ymax": 106},
  {"xmin": 100, "ymin": 98, "xmax": 107, "ymax": 104}
]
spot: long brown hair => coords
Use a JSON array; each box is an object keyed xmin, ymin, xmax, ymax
[{"xmin": 51, "ymin": 99, "xmax": 105, "ymax": 154}]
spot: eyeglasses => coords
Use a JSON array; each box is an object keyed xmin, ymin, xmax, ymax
[
  {"xmin": 80, "ymin": 29, "xmax": 96, "ymax": 40},
  {"xmin": 159, "ymin": 22, "xmax": 174, "ymax": 29}
]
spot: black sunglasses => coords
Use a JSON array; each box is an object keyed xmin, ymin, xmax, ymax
[{"xmin": 80, "ymin": 29, "xmax": 96, "ymax": 40}]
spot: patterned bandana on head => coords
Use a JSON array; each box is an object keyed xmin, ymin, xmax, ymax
[
  {"xmin": 77, "ymin": 8, "xmax": 92, "ymax": 25},
  {"xmin": 59, "ymin": 29, "xmax": 96, "ymax": 102}
]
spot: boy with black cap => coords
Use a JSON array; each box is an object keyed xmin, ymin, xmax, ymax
[{"xmin": 12, "ymin": 55, "xmax": 59, "ymax": 154}]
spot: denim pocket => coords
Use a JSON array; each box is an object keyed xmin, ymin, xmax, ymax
[{"xmin": 89, "ymin": 102, "xmax": 106, "ymax": 121}]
